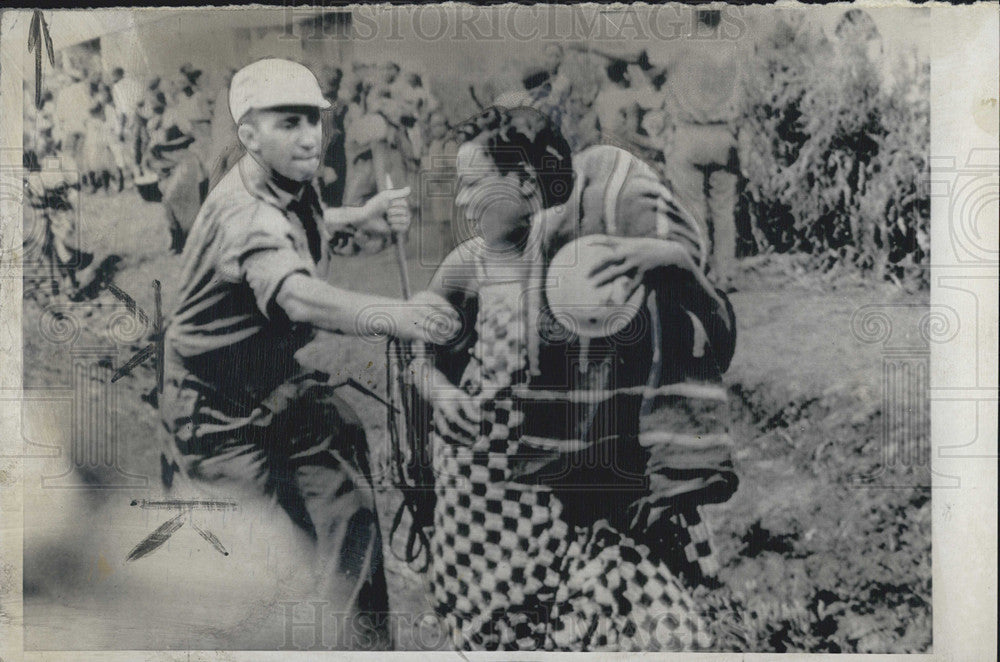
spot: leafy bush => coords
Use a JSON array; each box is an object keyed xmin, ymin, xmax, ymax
[{"xmin": 739, "ymin": 19, "xmax": 930, "ymax": 288}]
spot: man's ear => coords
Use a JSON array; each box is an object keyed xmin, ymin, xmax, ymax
[{"xmin": 237, "ymin": 121, "xmax": 259, "ymax": 154}]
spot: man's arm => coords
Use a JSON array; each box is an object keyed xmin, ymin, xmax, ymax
[
  {"xmin": 275, "ymin": 273, "xmax": 457, "ymax": 343},
  {"xmin": 225, "ymin": 203, "xmax": 455, "ymax": 343}
]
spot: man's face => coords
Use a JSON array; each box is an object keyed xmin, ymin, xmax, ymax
[
  {"xmin": 240, "ymin": 106, "xmax": 323, "ymax": 182},
  {"xmin": 455, "ymin": 143, "xmax": 536, "ymax": 248}
]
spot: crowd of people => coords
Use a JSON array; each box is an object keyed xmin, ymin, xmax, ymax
[
  {"xmin": 22, "ymin": 55, "xmax": 463, "ymax": 302},
  {"xmin": 25, "ymin": 57, "xmax": 453, "ymax": 255},
  {"xmin": 503, "ymin": 33, "xmax": 746, "ymax": 283},
  {"xmin": 23, "ymin": 7, "xmax": 894, "ymax": 302},
  {"xmin": 26, "ymin": 63, "xmax": 203, "ymax": 192},
  {"xmin": 25, "ymin": 10, "xmax": 747, "ymax": 283}
]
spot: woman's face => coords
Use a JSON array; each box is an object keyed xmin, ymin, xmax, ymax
[{"xmin": 455, "ymin": 142, "xmax": 537, "ymax": 249}]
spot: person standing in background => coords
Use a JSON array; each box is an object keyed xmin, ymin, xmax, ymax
[
  {"xmin": 134, "ymin": 77, "xmax": 163, "ymax": 177},
  {"xmin": 79, "ymin": 90, "xmax": 116, "ymax": 194},
  {"xmin": 52, "ymin": 67, "xmax": 90, "ymax": 168},
  {"xmin": 420, "ymin": 110, "xmax": 460, "ymax": 258},
  {"xmin": 206, "ymin": 68, "xmax": 241, "ymax": 190},
  {"xmin": 528, "ymin": 44, "xmax": 574, "ymax": 143},
  {"xmin": 98, "ymin": 80, "xmax": 128, "ymax": 192},
  {"xmin": 153, "ymin": 70, "xmax": 212, "ymax": 252},
  {"xmin": 109, "ymin": 66, "xmax": 144, "ymax": 186},
  {"xmin": 591, "ymin": 13, "xmax": 748, "ymax": 285},
  {"xmin": 586, "ymin": 58, "xmax": 637, "ymax": 144},
  {"xmin": 342, "ymin": 91, "xmax": 416, "ymax": 214},
  {"xmin": 318, "ymin": 65, "xmax": 349, "ymax": 209},
  {"xmin": 654, "ymin": 10, "xmax": 747, "ymax": 285}
]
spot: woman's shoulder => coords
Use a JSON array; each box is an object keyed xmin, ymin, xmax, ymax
[{"xmin": 431, "ymin": 239, "xmax": 487, "ymax": 294}]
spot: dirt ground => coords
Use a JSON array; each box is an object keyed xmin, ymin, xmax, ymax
[{"xmin": 19, "ymin": 188, "xmax": 931, "ymax": 652}]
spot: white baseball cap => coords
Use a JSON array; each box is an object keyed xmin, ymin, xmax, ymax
[{"xmin": 228, "ymin": 58, "xmax": 331, "ymax": 124}]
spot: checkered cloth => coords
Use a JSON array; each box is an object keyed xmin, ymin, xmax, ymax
[{"xmin": 428, "ymin": 281, "xmax": 713, "ymax": 651}]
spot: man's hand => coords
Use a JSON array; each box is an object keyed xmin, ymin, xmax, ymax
[
  {"xmin": 363, "ymin": 186, "xmax": 412, "ymax": 235},
  {"xmin": 391, "ymin": 290, "xmax": 461, "ymax": 344}
]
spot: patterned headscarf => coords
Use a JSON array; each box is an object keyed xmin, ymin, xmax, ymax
[{"xmin": 454, "ymin": 106, "xmax": 574, "ymax": 210}]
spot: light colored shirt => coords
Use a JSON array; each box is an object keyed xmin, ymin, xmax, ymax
[
  {"xmin": 165, "ymin": 154, "xmax": 329, "ymax": 401},
  {"xmin": 661, "ymin": 41, "xmax": 747, "ymax": 125},
  {"xmin": 593, "ymin": 86, "xmax": 632, "ymax": 137},
  {"xmin": 111, "ymin": 76, "xmax": 144, "ymax": 117},
  {"xmin": 54, "ymin": 80, "xmax": 90, "ymax": 137}
]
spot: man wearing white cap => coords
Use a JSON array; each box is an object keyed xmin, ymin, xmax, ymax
[{"xmin": 160, "ymin": 58, "xmax": 459, "ymax": 648}]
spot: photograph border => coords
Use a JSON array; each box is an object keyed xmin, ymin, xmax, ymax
[{"xmin": 1, "ymin": 3, "xmax": 996, "ymax": 660}]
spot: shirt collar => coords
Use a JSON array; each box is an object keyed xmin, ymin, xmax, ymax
[{"xmin": 238, "ymin": 153, "xmax": 314, "ymax": 212}]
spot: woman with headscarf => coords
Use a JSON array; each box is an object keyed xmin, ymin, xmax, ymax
[{"xmin": 403, "ymin": 106, "xmax": 737, "ymax": 651}]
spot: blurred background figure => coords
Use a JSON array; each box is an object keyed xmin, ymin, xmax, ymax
[
  {"xmin": 586, "ymin": 57, "xmax": 631, "ymax": 141},
  {"xmin": 109, "ymin": 66, "xmax": 144, "ymax": 186},
  {"xmin": 145, "ymin": 68, "xmax": 211, "ymax": 253},
  {"xmin": 420, "ymin": 110, "xmax": 460, "ymax": 257},
  {"xmin": 133, "ymin": 76, "xmax": 163, "ymax": 178},
  {"xmin": 23, "ymin": 86, "xmax": 57, "ymax": 170},
  {"xmin": 567, "ymin": 15, "xmax": 745, "ymax": 285},
  {"xmin": 528, "ymin": 44, "xmax": 574, "ymax": 141},
  {"xmin": 52, "ymin": 66, "xmax": 90, "ymax": 168},
  {"xmin": 310, "ymin": 64, "xmax": 350, "ymax": 209},
  {"xmin": 342, "ymin": 66, "xmax": 420, "ymax": 220},
  {"xmin": 79, "ymin": 85, "xmax": 117, "ymax": 195},
  {"xmin": 655, "ymin": 9, "xmax": 746, "ymax": 285},
  {"xmin": 95, "ymin": 78, "xmax": 129, "ymax": 193},
  {"xmin": 207, "ymin": 67, "xmax": 241, "ymax": 190},
  {"xmin": 25, "ymin": 167, "xmax": 120, "ymax": 300}
]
